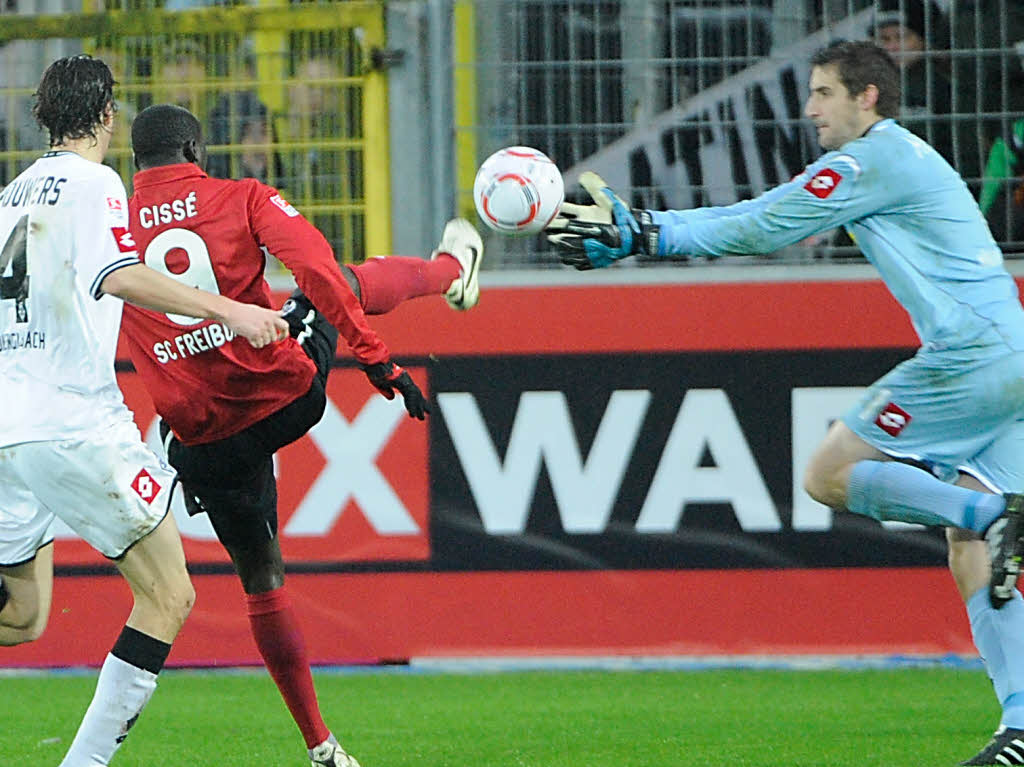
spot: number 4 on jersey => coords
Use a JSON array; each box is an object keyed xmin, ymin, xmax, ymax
[{"xmin": 0, "ymin": 214, "xmax": 29, "ymax": 322}]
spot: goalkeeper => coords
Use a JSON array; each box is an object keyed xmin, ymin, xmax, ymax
[{"xmin": 549, "ymin": 40, "xmax": 1024, "ymax": 767}]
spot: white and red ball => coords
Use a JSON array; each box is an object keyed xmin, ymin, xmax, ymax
[{"xmin": 473, "ymin": 146, "xmax": 564, "ymax": 235}]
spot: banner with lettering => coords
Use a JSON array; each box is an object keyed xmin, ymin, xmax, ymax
[
  {"xmin": 55, "ymin": 276, "xmax": 938, "ymax": 572},
  {"xmin": 561, "ymin": 10, "xmax": 873, "ymax": 210},
  {"xmin": 6, "ymin": 276, "xmax": 978, "ymax": 667},
  {"xmin": 427, "ymin": 349, "xmax": 945, "ymax": 572}
]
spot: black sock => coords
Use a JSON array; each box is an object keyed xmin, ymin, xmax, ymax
[
  {"xmin": 0, "ymin": 577, "xmax": 8, "ymax": 613},
  {"xmin": 110, "ymin": 626, "xmax": 171, "ymax": 675}
]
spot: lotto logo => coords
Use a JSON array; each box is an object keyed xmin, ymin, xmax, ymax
[
  {"xmin": 106, "ymin": 196, "xmax": 123, "ymax": 214},
  {"xmin": 131, "ymin": 469, "xmax": 161, "ymax": 504},
  {"xmin": 269, "ymin": 194, "xmax": 300, "ymax": 217},
  {"xmin": 110, "ymin": 226, "xmax": 137, "ymax": 253},
  {"xmin": 804, "ymin": 168, "xmax": 842, "ymax": 199},
  {"xmin": 875, "ymin": 402, "xmax": 911, "ymax": 437}
]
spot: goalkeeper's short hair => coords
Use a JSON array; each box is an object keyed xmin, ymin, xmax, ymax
[
  {"xmin": 132, "ymin": 103, "xmax": 202, "ymax": 168},
  {"xmin": 809, "ymin": 40, "xmax": 901, "ymax": 118}
]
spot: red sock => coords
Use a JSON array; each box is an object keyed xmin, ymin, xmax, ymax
[
  {"xmin": 350, "ymin": 255, "xmax": 460, "ymax": 315},
  {"xmin": 246, "ymin": 587, "xmax": 330, "ymax": 749}
]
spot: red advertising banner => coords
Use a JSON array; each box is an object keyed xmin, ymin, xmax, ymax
[
  {"xmin": 318, "ymin": 278, "xmax": 920, "ymax": 357},
  {"xmin": 2, "ymin": 569, "xmax": 972, "ymax": 667},
  {"xmin": 5, "ymin": 277, "xmax": 981, "ymax": 667}
]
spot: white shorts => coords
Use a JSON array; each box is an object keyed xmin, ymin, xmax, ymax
[{"xmin": 0, "ymin": 417, "xmax": 177, "ymax": 564}]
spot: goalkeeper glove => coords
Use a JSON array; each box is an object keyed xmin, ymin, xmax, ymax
[
  {"xmin": 546, "ymin": 171, "xmax": 660, "ymax": 270},
  {"xmin": 362, "ymin": 361, "xmax": 430, "ymax": 420}
]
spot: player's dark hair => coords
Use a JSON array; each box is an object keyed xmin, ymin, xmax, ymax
[
  {"xmin": 132, "ymin": 104, "xmax": 203, "ymax": 168},
  {"xmin": 810, "ymin": 40, "xmax": 901, "ymax": 118},
  {"xmin": 32, "ymin": 55, "xmax": 116, "ymax": 147}
]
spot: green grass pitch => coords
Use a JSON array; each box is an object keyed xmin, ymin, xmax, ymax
[{"xmin": 0, "ymin": 667, "xmax": 1000, "ymax": 766}]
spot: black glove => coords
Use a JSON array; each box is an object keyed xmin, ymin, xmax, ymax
[
  {"xmin": 362, "ymin": 361, "xmax": 430, "ymax": 420},
  {"xmin": 545, "ymin": 171, "xmax": 660, "ymax": 270}
]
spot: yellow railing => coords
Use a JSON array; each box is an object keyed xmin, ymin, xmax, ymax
[{"xmin": 0, "ymin": 2, "xmax": 391, "ymax": 265}]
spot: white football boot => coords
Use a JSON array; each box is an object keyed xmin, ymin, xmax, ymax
[
  {"xmin": 432, "ymin": 217, "xmax": 484, "ymax": 311},
  {"xmin": 309, "ymin": 734, "xmax": 361, "ymax": 767}
]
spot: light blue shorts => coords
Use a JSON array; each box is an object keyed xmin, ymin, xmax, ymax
[{"xmin": 841, "ymin": 347, "xmax": 1024, "ymax": 491}]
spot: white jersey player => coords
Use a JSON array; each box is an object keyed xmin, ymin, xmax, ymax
[
  {"xmin": 0, "ymin": 55, "xmax": 288, "ymax": 767},
  {"xmin": 0, "ymin": 147, "xmax": 182, "ymax": 576},
  {"xmin": 0, "ymin": 150, "xmax": 143, "ymax": 447}
]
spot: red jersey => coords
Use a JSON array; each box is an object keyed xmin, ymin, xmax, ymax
[{"xmin": 122, "ymin": 164, "xmax": 390, "ymax": 445}]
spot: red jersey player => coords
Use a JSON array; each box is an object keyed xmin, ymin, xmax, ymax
[{"xmin": 121, "ymin": 104, "xmax": 484, "ymax": 767}]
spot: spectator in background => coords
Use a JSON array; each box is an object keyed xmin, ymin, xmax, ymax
[
  {"xmin": 284, "ymin": 55, "xmax": 346, "ymax": 197},
  {"xmin": 90, "ymin": 42, "xmax": 141, "ymax": 171},
  {"xmin": 0, "ymin": 34, "xmax": 47, "ymax": 182},
  {"xmin": 949, "ymin": 0, "xmax": 1024, "ymax": 249},
  {"xmin": 206, "ymin": 90, "xmax": 282, "ymax": 182},
  {"xmin": 867, "ymin": 0, "xmax": 979, "ymax": 182},
  {"xmin": 282, "ymin": 55, "xmax": 355, "ymax": 258},
  {"xmin": 289, "ymin": 55, "xmax": 344, "ymax": 139},
  {"xmin": 980, "ymin": 118, "xmax": 1024, "ymax": 252},
  {"xmin": 826, "ymin": 0, "xmax": 981, "ymax": 259},
  {"xmin": 153, "ymin": 39, "xmax": 210, "ymax": 117}
]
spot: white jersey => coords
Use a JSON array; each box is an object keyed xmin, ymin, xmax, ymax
[{"xmin": 0, "ymin": 150, "xmax": 140, "ymax": 447}]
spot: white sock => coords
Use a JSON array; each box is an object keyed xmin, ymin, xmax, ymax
[{"xmin": 58, "ymin": 653, "xmax": 158, "ymax": 767}]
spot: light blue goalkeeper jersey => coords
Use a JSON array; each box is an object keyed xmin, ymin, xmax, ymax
[{"xmin": 651, "ymin": 118, "xmax": 1024, "ymax": 352}]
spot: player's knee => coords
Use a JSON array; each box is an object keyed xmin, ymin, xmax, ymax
[
  {"xmin": 238, "ymin": 562, "xmax": 284, "ymax": 595},
  {"xmin": 149, "ymin": 574, "xmax": 195, "ymax": 632},
  {"xmin": 946, "ymin": 531, "xmax": 989, "ymax": 600},
  {"xmin": 0, "ymin": 629, "xmax": 37, "ymax": 646},
  {"xmin": 16, "ymin": 619, "xmax": 46, "ymax": 644},
  {"xmin": 802, "ymin": 452, "xmax": 852, "ymax": 509},
  {"xmin": 946, "ymin": 528, "xmax": 987, "ymax": 577},
  {"xmin": 802, "ymin": 465, "xmax": 839, "ymax": 508},
  {"xmin": 0, "ymin": 603, "xmax": 46, "ymax": 645},
  {"xmin": 176, "ymin": 579, "xmax": 196, "ymax": 627},
  {"xmin": 339, "ymin": 264, "xmax": 361, "ymax": 302},
  {"xmin": 165, "ymin": 588, "xmax": 194, "ymax": 634}
]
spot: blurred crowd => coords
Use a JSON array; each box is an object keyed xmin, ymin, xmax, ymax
[
  {"xmin": 865, "ymin": 0, "xmax": 1024, "ymax": 246},
  {"xmin": 1, "ymin": 0, "xmax": 1023, "ymax": 255}
]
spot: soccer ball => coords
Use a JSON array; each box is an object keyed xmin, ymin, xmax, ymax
[{"xmin": 473, "ymin": 146, "xmax": 564, "ymax": 235}]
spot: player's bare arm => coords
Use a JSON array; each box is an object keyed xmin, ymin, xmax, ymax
[{"xmin": 100, "ymin": 263, "xmax": 288, "ymax": 348}]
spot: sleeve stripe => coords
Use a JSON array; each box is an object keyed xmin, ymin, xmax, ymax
[
  {"xmin": 90, "ymin": 257, "xmax": 140, "ymax": 299},
  {"xmin": 833, "ymin": 154, "xmax": 862, "ymax": 176}
]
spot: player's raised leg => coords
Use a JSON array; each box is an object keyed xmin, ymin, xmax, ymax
[
  {"xmin": 805, "ymin": 421, "xmax": 1012, "ymax": 537},
  {"xmin": 0, "ymin": 463, "xmax": 58, "ymax": 646},
  {"xmin": 343, "ymin": 217, "xmax": 484, "ymax": 314},
  {"xmin": 434, "ymin": 217, "xmax": 484, "ymax": 311}
]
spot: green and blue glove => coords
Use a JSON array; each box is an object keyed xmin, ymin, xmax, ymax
[{"xmin": 545, "ymin": 171, "xmax": 660, "ymax": 270}]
